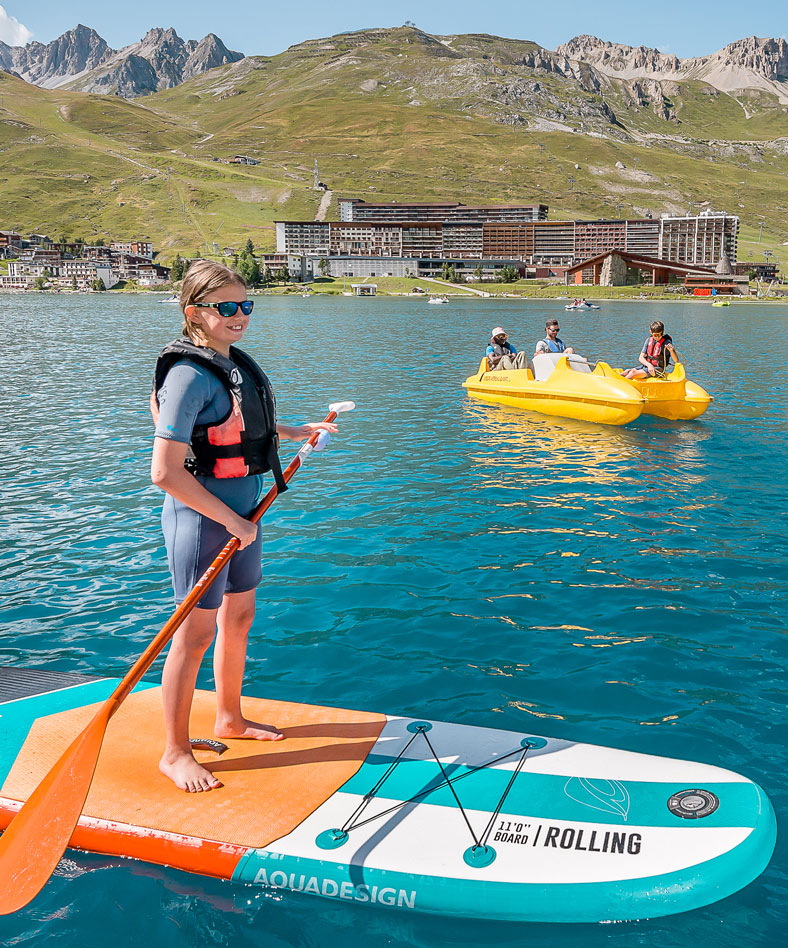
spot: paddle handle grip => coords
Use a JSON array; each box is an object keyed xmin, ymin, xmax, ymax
[{"xmin": 104, "ymin": 409, "xmax": 339, "ymax": 713}]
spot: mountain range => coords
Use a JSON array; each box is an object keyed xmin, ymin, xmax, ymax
[
  {"xmin": 557, "ymin": 35, "xmax": 788, "ymax": 102},
  {"xmin": 1, "ymin": 25, "xmax": 786, "ymax": 260},
  {"xmin": 2, "ymin": 24, "xmax": 788, "ymax": 103},
  {"xmin": 0, "ymin": 24, "xmax": 243, "ymax": 96}
]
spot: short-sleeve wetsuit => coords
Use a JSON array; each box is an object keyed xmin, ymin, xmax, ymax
[{"xmin": 155, "ymin": 359, "xmax": 267, "ymax": 609}]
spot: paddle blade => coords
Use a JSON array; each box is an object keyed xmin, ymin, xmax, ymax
[{"xmin": 0, "ymin": 706, "xmax": 110, "ymax": 914}]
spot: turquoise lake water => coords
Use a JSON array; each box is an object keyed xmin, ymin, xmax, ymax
[{"xmin": 0, "ymin": 293, "xmax": 786, "ymax": 946}]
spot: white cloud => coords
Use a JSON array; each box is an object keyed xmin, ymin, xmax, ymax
[{"xmin": 0, "ymin": 5, "xmax": 32, "ymax": 46}]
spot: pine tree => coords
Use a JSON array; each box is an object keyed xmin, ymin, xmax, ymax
[
  {"xmin": 237, "ymin": 252, "xmax": 260, "ymax": 286},
  {"xmin": 244, "ymin": 238, "xmax": 255, "ymax": 255}
]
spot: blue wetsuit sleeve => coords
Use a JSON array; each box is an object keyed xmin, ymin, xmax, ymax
[
  {"xmin": 509, "ymin": 343, "xmax": 518, "ymax": 355},
  {"xmin": 485, "ymin": 345, "xmax": 495, "ymax": 357},
  {"xmin": 641, "ymin": 338, "xmax": 650, "ymax": 354},
  {"xmin": 154, "ymin": 362, "xmax": 221, "ymax": 444}
]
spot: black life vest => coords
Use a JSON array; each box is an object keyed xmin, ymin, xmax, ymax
[
  {"xmin": 490, "ymin": 342, "xmax": 515, "ymax": 358},
  {"xmin": 645, "ymin": 334, "xmax": 672, "ymax": 370},
  {"xmin": 153, "ymin": 338, "xmax": 286, "ymax": 492}
]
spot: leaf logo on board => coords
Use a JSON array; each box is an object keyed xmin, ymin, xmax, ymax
[{"xmin": 564, "ymin": 777, "xmax": 631, "ymax": 822}]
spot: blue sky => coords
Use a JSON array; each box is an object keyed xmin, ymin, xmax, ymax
[{"xmin": 1, "ymin": 0, "xmax": 785, "ymax": 59}]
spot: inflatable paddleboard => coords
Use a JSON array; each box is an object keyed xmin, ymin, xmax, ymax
[{"xmin": 0, "ymin": 668, "xmax": 775, "ymax": 922}]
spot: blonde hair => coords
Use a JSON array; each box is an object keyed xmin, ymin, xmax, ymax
[{"xmin": 179, "ymin": 259, "xmax": 247, "ymax": 343}]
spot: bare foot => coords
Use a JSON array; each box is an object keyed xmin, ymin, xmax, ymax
[
  {"xmin": 159, "ymin": 749, "xmax": 223, "ymax": 792},
  {"xmin": 214, "ymin": 715, "xmax": 285, "ymax": 742}
]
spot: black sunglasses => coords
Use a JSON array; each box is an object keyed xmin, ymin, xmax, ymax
[{"xmin": 194, "ymin": 300, "xmax": 254, "ymax": 318}]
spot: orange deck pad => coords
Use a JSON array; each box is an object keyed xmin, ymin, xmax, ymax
[{"xmin": 2, "ymin": 688, "xmax": 385, "ymax": 849}]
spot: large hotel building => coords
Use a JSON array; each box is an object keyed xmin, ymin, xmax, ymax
[{"xmin": 276, "ymin": 199, "xmax": 738, "ymax": 280}]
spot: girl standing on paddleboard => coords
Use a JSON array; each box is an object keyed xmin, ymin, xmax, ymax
[{"xmin": 151, "ymin": 259, "xmax": 336, "ymax": 792}]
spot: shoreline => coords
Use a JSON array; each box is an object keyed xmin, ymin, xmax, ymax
[{"xmin": 1, "ymin": 288, "xmax": 786, "ymax": 303}]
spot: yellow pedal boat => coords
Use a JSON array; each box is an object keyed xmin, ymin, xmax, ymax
[
  {"xmin": 463, "ymin": 353, "xmax": 645, "ymax": 426},
  {"xmin": 621, "ymin": 362, "xmax": 713, "ymax": 420}
]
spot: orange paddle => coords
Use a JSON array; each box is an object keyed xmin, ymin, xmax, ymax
[{"xmin": 0, "ymin": 402, "xmax": 354, "ymax": 914}]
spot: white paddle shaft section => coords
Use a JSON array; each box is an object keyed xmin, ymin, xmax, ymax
[
  {"xmin": 295, "ymin": 401, "xmax": 353, "ymax": 463},
  {"xmin": 297, "ymin": 432, "xmax": 329, "ymax": 463}
]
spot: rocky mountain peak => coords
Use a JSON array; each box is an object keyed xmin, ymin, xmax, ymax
[
  {"xmin": 715, "ymin": 36, "xmax": 788, "ymax": 79},
  {"xmin": 184, "ymin": 34, "xmax": 244, "ymax": 80},
  {"xmin": 11, "ymin": 24, "xmax": 112, "ymax": 87},
  {"xmin": 2, "ymin": 23, "xmax": 243, "ymax": 96},
  {"xmin": 556, "ymin": 35, "xmax": 682, "ymax": 76},
  {"xmin": 556, "ymin": 35, "xmax": 609, "ymax": 56}
]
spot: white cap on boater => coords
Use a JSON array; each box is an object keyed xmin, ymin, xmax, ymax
[{"xmin": 491, "ymin": 327, "xmax": 507, "ymax": 338}]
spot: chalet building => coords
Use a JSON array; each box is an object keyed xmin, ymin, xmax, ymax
[
  {"xmin": 136, "ymin": 264, "xmax": 170, "ymax": 285},
  {"xmin": 110, "ymin": 240, "xmax": 153, "ymax": 259},
  {"xmin": 0, "ymin": 231, "xmax": 23, "ymax": 248},
  {"xmin": 564, "ymin": 249, "xmax": 749, "ymax": 295},
  {"xmin": 733, "ymin": 261, "xmax": 779, "ymax": 280},
  {"xmin": 565, "ymin": 251, "xmax": 716, "ymax": 287},
  {"xmin": 83, "ymin": 245, "xmax": 115, "ymax": 262},
  {"xmin": 0, "ymin": 231, "xmax": 23, "ymax": 257},
  {"xmin": 114, "ymin": 253, "xmax": 166, "ymax": 281},
  {"xmin": 15, "ymin": 249, "xmax": 62, "ymax": 266}
]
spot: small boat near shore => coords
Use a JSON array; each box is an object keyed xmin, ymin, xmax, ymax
[
  {"xmin": 428, "ymin": 295, "xmax": 449, "ymax": 304},
  {"xmin": 158, "ymin": 294, "xmax": 179, "ymax": 304},
  {"xmin": 565, "ymin": 302, "xmax": 601, "ymax": 311}
]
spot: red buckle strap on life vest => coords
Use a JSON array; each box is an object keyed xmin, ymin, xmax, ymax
[
  {"xmin": 646, "ymin": 335, "xmax": 667, "ymax": 366},
  {"xmin": 207, "ymin": 396, "xmax": 249, "ymax": 478}
]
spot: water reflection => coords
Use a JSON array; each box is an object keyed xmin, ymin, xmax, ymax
[{"xmin": 463, "ymin": 400, "xmax": 711, "ymax": 490}]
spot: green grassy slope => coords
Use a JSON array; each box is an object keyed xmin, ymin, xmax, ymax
[{"xmin": 2, "ymin": 26, "xmax": 787, "ymax": 264}]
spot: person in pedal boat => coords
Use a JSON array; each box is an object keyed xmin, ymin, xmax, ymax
[
  {"xmin": 486, "ymin": 327, "xmax": 529, "ymax": 371},
  {"xmin": 622, "ymin": 320, "xmax": 682, "ymax": 379},
  {"xmin": 534, "ymin": 318, "xmax": 575, "ymax": 356},
  {"xmin": 150, "ymin": 260, "xmax": 336, "ymax": 793}
]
